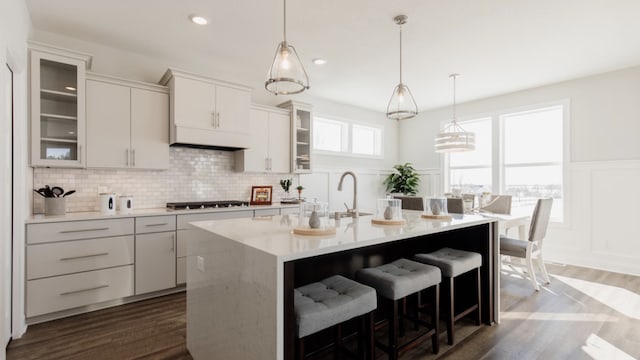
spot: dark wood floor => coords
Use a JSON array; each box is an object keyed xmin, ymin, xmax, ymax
[{"xmin": 7, "ymin": 263, "xmax": 640, "ymax": 359}]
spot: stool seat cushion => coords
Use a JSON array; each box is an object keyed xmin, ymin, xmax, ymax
[
  {"xmin": 294, "ymin": 275, "xmax": 376, "ymax": 338},
  {"xmin": 356, "ymin": 258, "xmax": 441, "ymax": 301},
  {"xmin": 415, "ymin": 248, "xmax": 482, "ymax": 277}
]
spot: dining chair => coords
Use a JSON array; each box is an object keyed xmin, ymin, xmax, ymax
[
  {"xmin": 446, "ymin": 198, "xmax": 464, "ymax": 214},
  {"xmin": 480, "ymin": 195, "xmax": 512, "ymax": 215},
  {"xmin": 393, "ymin": 196, "xmax": 424, "ymax": 211},
  {"xmin": 499, "ymin": 198, "xmax": 553, "ymax": 291}
]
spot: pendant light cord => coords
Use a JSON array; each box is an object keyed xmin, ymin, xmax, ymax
[
  {"xmin": 399, "ymin": 24, "xmax": 403, "ymax": 84},
  {"xmin": 451, "ymin": 74, "xmax": 458, "ymax": 125},
  {"xmin": 283, "ymin": 0, "xmax": 287, "ymax": 42}
]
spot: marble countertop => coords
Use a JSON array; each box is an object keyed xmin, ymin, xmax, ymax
[
  {"xmin": 190, "ymin": 211, "xmax": 496, "ymax": 262},
  {"xmin": 26, "ymin": 203, "xmax": 299, "ymax": 224}
]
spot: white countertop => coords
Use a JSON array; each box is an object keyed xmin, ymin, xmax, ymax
[
  {"xmin": 190, "ymin": 211, "xmax": 496, "ymax": 262},
  {"xmin": 26, "ymin": 203, "xmax": 298, "ymax": 224}
]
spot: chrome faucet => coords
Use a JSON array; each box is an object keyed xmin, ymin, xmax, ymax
[{"xmin": 337, "ymin": 171, "xmax": 358, "ymax": 218}]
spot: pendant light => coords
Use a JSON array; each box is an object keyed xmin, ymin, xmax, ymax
[
  {"xmin": 386, "ymin": 15, "xmax": 418, "ymax": 120},
  {"xmin": 265, "ymin": 0, "xmax": 310, "ymax": 95},
  {"xmin": 434, "ymin": 74, "xmax": 475, "ymax": 152}
]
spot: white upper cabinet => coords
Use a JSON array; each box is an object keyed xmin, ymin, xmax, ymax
[
  {"xmin": 235, "ymin": 105, "xmax": 290, "ymax": 172},
  {"xmin": 160, "ymin": 68, "xmax": 251, "ymax": 149},
  {"xmin": 86, "ymin": 74, "xmax": 169, "ymax": 169},
  {"xmin": 278, "ymin": 100, "xmax": 313, "ymax": 173},
  {"xmin": 29, "ymin": 44, "xmax": 92, "ymax": 167}
]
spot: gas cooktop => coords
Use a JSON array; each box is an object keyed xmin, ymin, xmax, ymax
[{"xmin": 166, "ymin": 200, "xmax": 249, "ymax": 210}]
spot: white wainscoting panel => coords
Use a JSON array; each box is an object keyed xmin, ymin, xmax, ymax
[{"xmin": 544, "ymin": 160, "xmax": 640, "ymax": 276}]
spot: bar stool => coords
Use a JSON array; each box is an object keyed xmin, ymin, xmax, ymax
[
  {"xmin": 414, "ymin": 247, "xmax": 482, "ymax": 345},
  {"xmin": 295, "ymin": 275, "xmax": 377, "ymax": 359},
  {"xmin": 356, "ymin": 258, "xmax": 441, "ymax": 360}
]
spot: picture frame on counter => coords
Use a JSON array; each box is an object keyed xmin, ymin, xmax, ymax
[{"xmin": 250, "ymin": 186, "xmax": 273, "ymax": 205}]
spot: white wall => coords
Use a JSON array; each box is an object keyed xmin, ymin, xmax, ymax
[
  {"xmin": 29, "ymin": 29, "xmax": 402, "ymax": 215},
  {"xmin": 400, "ymin": 66, "xmax": 640, "ymax": 276},
  {"xmin": 1, "ymin": 0, "xmax": 31, "ymax": 351}
]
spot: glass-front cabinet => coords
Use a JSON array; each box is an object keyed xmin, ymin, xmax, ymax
[
  {"xmin": 278, "ymin": 100, "xmax": 313, "ymax": 173},
  {"xmin": 30, "ymin": 45, "xmax": 91, "ymax": 167}
]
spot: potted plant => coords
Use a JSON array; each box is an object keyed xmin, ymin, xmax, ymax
[
  {"xmin": 296, "ymin": 185, "xmax": 304, "ymax": 200},
  {"xmin": 383, "ymin": 163, "xmax": 420, "ymax": 196}
]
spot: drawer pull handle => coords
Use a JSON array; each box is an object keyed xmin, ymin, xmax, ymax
[
  {"xmin": 60, "ymin": 227, "xmax": 109, "ymax": 234},
  {"xmin": 145, "ymin": 223, "xmax": 168, "ymax": 227},
  {"xmin": 60, "ymin": 284, "xmax": 109, "ymax": 296},
  {"xmin": 60, "ymin": 252, "xmax": 109, "ymax": 261}
]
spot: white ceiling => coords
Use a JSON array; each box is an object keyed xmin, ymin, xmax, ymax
[{"xmin": 25, "ymin": 0, "xmax": 640, "ymax": 112}]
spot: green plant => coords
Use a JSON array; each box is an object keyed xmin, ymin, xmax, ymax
[
  {"xmin": 383, "ymin": 163, "xmax": 420, "ymax": 195},
  {"xmin": 296, "ymin": 185, "xmax": 304, "ymax": 191}
]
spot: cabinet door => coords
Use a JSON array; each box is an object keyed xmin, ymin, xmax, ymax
[
  {"xmin": 30, "ymin": 51, "xmax": 87, "ymax": 167},
  {"xmin": 172, "ymin": 76, "xmax": 216, "ymax": 129},
  {"xmin": 268, "ymin": 112, "xmax": 291, "ymax": 173},
  {"xmin": 86, "ymin": 80, "xmax": 131, "ymax": 168},
  {"xmin": 135, "ymin": 232, "xmax": 176, "ymax": 295},
  {"xmin": 243, "ymin": 109, "xmax": 269, "ymax": 171},
  {"xmin": 131, "ymin": 88, "xmax": 169, "ymax": 169},
  {"xmin": 215, "ymin": 85, "xmax": 250, "ymax": 134}
]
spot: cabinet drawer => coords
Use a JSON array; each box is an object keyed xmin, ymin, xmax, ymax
[
  {"xmin": 177, "ymin": 210, "xmax": 253, "ymax": 229},
  {"xmin": 136, "ymin": 215, "xmax": 176, "ymax": 234},
  {"xmin": 27, "ymin": 235, "xmax": 134, "ymax": 280},
  {"xmin": 27, "ymin": 265, "xmax": 134, "ymax": 317},
  {"xmin": 27, "ymin": 218, "xmax": 134, "ymax": 244},
  {"xmin": 281, "ymin": 206, "xmax": 300, "ymax": 215},
  {"xmin": 254, "ymin": 208, "xmax": 280, "ymax": 216},
  {"xmin": 176, "ymin": 257, "xmax": 186, "ymax": 285}
]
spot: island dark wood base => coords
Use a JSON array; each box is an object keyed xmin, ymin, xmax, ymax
[{"xmin": 283, "ymin": 222, "xmax": 499, "ymax": 360}]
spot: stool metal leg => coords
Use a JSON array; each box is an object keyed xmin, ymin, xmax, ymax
[{"xmin": 368, "ymin": 311, "xmax": 375, "ymax": 360}]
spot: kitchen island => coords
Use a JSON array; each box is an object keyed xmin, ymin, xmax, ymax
[{"xmin": 187, "ymin": 211, "xmax": 499, "ymax": 360}]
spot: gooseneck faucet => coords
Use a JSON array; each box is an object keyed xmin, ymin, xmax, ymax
[{"xmin": 337, "ymin": 171, "xmax": 358, "ymax": 218}]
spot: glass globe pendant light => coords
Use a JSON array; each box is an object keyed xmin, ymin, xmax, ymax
[
  {"xmin": 265, "ymin": 0, "xmax": 310, "ymax": 95},
  {"xmin": 434, "ymin": 74, "xmax": 475, "ymax": 152},
  {"xmin": 386, "ymin": 15, "xmax": 418, "ymax": 120}
]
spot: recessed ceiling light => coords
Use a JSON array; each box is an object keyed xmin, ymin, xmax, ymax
[
  {"xmin": 65, "ymin": 86, "xmax": 76, "ymax": 91},
  {"xmin": 189, "ymin": 15, "xmax": 208, "ymax": 25},
  {"xmin": 312, "ymin": 58, "xmax": 327, "ymax": 65}
]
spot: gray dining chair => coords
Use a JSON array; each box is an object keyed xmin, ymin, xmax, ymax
[
  {"xmin": 480, "ymin": 195, "xmax": 512, "ymax": 215},
  {"xmin": 393, "ymin": 195, "xmax": 424, "ymax": 211},
  {"xmin": 446, "ymin": 198, "xmax": 464, "ymax": 214},
  {"xmin": 499, "ymin": 198, "xmax": 553, "ymax": 291}
]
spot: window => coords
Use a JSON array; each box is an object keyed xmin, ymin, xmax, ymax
[
  {"xmin": 502, "ymin": 105, "xmax": 564, "ymax": 220},
  {"xmin": 352, "ymin": 124, "xmax": 382, "ymax": 156},
  {"xmin": 313, "ymin": 118, "xmax": 348, "ymax": 153},
  {"xmin": 446, "ymin": 102, "xmax": 567, "ymax": 222},
  {"xmin": 448, "ymin": 117, "xmax": 493, "ymax": 193},
  {"xmin": 313, "ymin": 116, "xmax": 383, "ymax": 157}
]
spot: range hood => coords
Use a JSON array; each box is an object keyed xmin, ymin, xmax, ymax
[{"xmin": 160, "ymin": 68, "xmax": 252, "ymax": 151}]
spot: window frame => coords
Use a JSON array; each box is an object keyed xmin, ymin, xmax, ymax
[
  {"xmin": 443, "ymin": 99, "xmax": 570, "ymax": 225},
  {"xmin": 312, "ymin": 115, "xmax": 384, "ymax": 159}
]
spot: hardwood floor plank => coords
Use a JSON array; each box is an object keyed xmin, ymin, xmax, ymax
[{"xmin": 7, "ymin": 264, "xmax": 640, "ymax": 360}]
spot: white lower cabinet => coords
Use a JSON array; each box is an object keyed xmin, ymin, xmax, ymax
[
  {"xmin": 135, "ymin": 231, "xmax": 176, "ymax": 295},
  {"xmin": 27, "ymin": 266, "xmax": 134, "ymax": 317}
]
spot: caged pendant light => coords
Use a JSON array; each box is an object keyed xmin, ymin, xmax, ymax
[
  {"xmin": 265, "ymin": 0, "xmax": 310, "ymax": 95},
  {"xmin": 386, "ymin": 15, "xmax": 418, "ymax": 120},
  {"xmin": 434, "ymin": 74, "xmax": 475, "ymax": 152}
]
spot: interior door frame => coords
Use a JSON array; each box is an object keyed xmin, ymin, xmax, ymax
[{"xmin": 2, "ymin": 61, "xmax": 14, "ymax": 349}]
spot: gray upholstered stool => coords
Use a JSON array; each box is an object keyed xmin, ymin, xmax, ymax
[
  {"xmin": 414, "ymin": 247, "xmax": 482, "ymax": 345},
  {"xmin": 356, "ymin": 258, "xmax": 441, "ymax": 360},
  {"xmin": 295, "ymin": 275, "xmax": 377, "ymax": 359}
]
